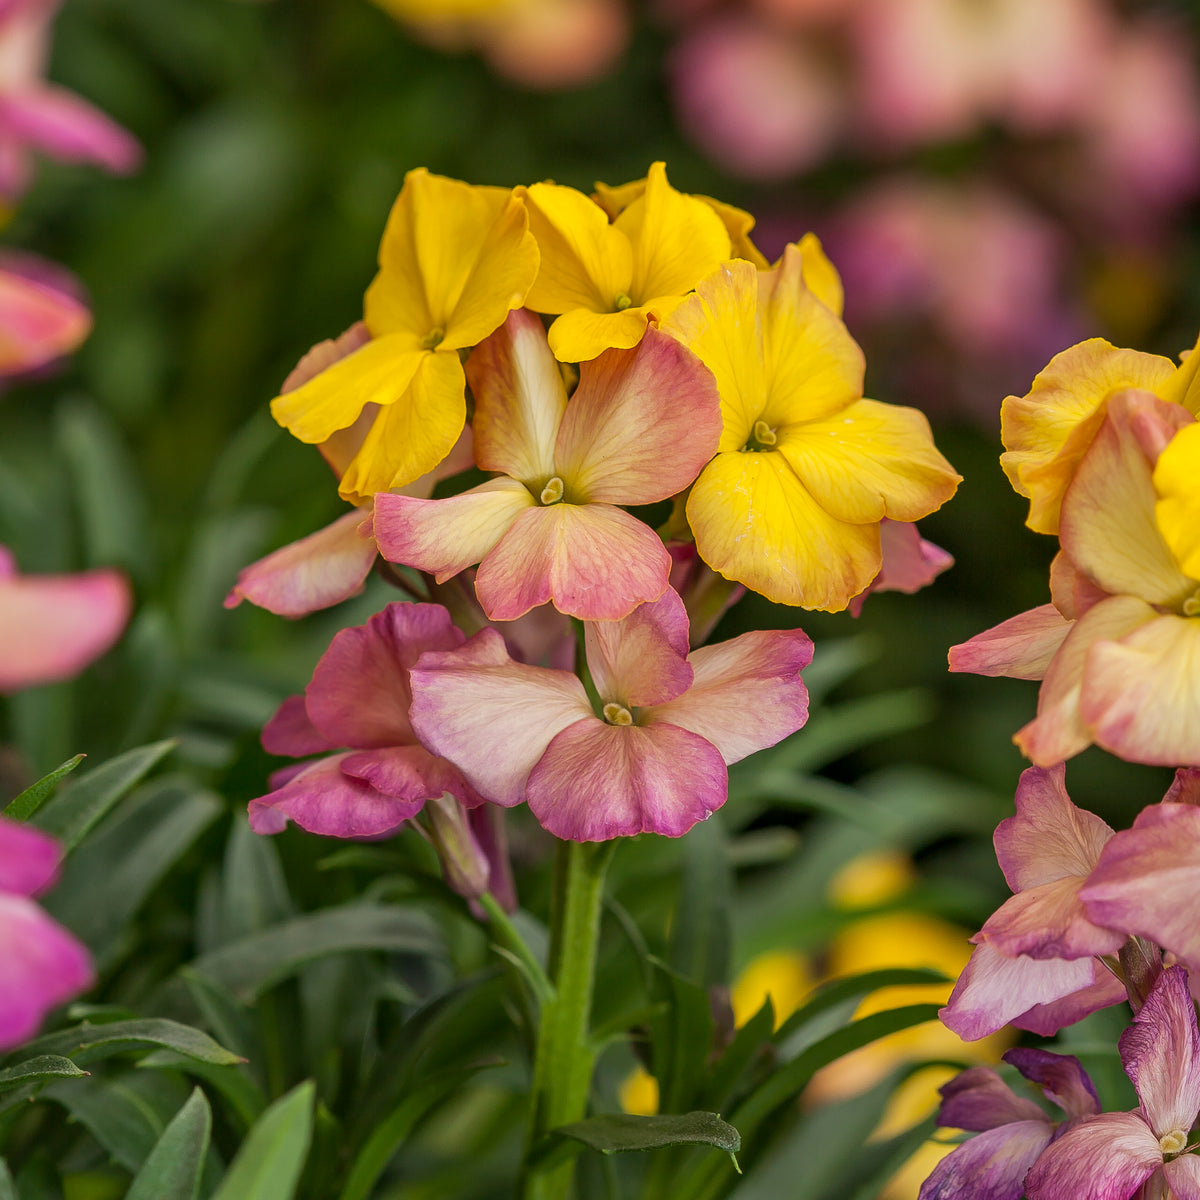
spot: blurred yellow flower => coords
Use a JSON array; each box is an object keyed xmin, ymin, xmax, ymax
[
  {"xmin": 618, "ymin": 1064, "xmax": 659, "ymax": 1116},
  {"xmin": 730, "ymin": 950, "xmax": 815, "ymax": 1029},
  {"xmin": 828, "ymin": 848, "xmax": 916, "ymax": 910}
]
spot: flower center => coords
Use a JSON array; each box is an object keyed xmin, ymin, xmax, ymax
[
  {"xmin": 1184, "ymin": 586, "xmax": 1200, "ymax": 617},
  {"xmin": 603, "ymin": 702, "xmax": 633, "ymax": 726},
  {"xmin": 1160, "ymin": 1129, "xmax": 1188, "ymax": 1157},
  {"xmin": 744, "ymin": 419, "xmax": 778, "ymax": 452},
  {"xmin": 614, "ymin": 292, "xmax": 633, "ymax": 311},
  {"xmin": 540, "ymin": 476, "xmax": 565, "ymax": 506},
  {"xmin": 421, "ymin": 327, "xmax": 445, "ymax": 351}
]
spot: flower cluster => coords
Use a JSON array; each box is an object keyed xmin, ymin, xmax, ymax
[{"xmin": 242, "ymin": 162, "xmax": 959, "ymax": 856}]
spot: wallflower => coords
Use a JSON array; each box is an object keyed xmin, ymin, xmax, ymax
[
  {"xmin": 270, "ymin": 169, "xmax": 539, "ymax": 501},
  {"xmin": 0, "ymin": 816, "xmax": 93, "ymax": 1049},
  {"xmin": 953, "ymin": 391, "xmax": 1200, "ymax": 767},
  {"xmin": 660, "ymin": 248, "xmax": 959, "ymax": 611},
  {"xmin": 373, "ymin": 308, "xmax": 721, "ymax": 622},
  {"xmin": 0, "ymin": 545, "xmax": 130, "ymax": 691},
  {"xmin": 408, "ymin": 587, "xmax": 813, "ymax": 841},
  {"xmin": 518, "ymin": 161, "xmax": 731, "ymax": 362},
  {"xmin": 0, "ymin": 252, "xmax": 91, "ymax": 376}
]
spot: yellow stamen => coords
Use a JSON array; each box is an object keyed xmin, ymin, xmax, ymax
[
  {"xmin": 603, "ymin": 702, "xmax": 633, "ymax": 726},
  {"xmin": 614, "ymin": 293, "xmax": 633, "ymax": 311},
  {"xmin": 540, "ymin": 476, "xmax": 565, "ymax": 505},
  {"xmin": 1160, "ymin": 1129, "xmax": 1188, "ymax": 1156},
  {"xmin": 420, "ymin": 326, "xmax": 445, "ymax": 351},
  {"xmin": 753, "ymin": 419, "xmax": 777, "ymax": 446},
  {"xmin": 1185, "ymin": 590, "xmax": 1200, "ymax": 617}
]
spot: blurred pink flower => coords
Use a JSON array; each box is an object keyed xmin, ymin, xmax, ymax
[
  {"xmin": 0, "ymin": 815, "xmax": 93, "ymax": 1049},
  {"xmin": 0, "ymin": 250, "xmax": 89, "ymax": 376},
  {"xmin": 0, "ymin": 0, "xmax": 141, "ymax": 200},
  {"xmin": 0, "ymin": 545, "xmax": 130, "ymax": 692}
]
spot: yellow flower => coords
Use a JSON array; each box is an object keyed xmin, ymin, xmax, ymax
[
  {"xmin": 1154, "ymin": 422, "xmax": 1200, "ymax": 582},
  {"xmin": 730, "ymin": 950, "xmax": 814, "ymax": 1029},
  {"xmin": 518, "ymin": 161, "xmax": 731, "ymax": 362},
  {"xmin": 661, "ymin": 251, "xmax": 960, "ymax": 611},
  {"xmin": 1000, "ymin": 332, "xmax": 1200, "ymax": 535},
  {"xmin": 828, "ymin": 849, "xmax": 916, "ymax": 910},
  {"xmin": 271, "ymin": 169, "xmax": 539, "ymax": 502},
  {"xmin": 618, "ymin": 1065, "xmax": 659, "ymax": 1116}
]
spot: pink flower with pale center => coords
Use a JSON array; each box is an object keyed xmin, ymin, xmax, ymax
[
  {"xmin": 248, "ymin": 602, "xmax": 485, "ymax": 841},
  {"xmin": 0, "ymin": 815, "xmax": 93, "ymax": 1049},
  {"xmin": 373, "ymin": 308, "xmax": 722, "ymax": 623},
  {"xmin": 408, "ymin": 588, "xmax": 813, "ymax": 841},
  {"xmin": 0, "ymin": 545, "xmax": 131, "ymax": 692},
  {"xmin": 1025, "ymin": 965, "xmax": 1200, "ymax": 1200}
]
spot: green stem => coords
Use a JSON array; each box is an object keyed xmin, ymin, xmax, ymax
[{"xmin": 522, "ymin": 838, "xmax": 615, "ymax": 1200}]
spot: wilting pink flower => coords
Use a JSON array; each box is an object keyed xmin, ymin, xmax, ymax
[
  {"xmin": 848, "ymin": 519, "xmax": 953, "ymax": 617},
  {"xmin": 408, "ymin": 587, "xmax": 813, "ymax": 841},
  {"xmin": 940, "ymin": 764, "xmax": 1127, "ymax": 1041},
  {"xmin": 374, "ymin": 309, "xmax": 722, "ymax": 622},
  {"xmin": 1025, "ymin": 966, "xmax": 1200, "ymax": 1200},
  {"xmin": 0, "ymin": 545, "xmax": 130, "ymax": 692},
  {"xmin": 249, "ymin": 603, "xmax": 484, "ymax": 841},
  {"xmin": 0, "ymin": 816, "xmax": 93, "ymax": 1049},
  {"xmin": 0, "ymin": 252, "xmax": 90, "ymax": 376},
  {"xmin": 920, "ymin": 1048, "xmax": 1100, "ymax": 1200},
  {"xmin": 0, "ymin": 0, "xmax": 141, "ymax": 200}
]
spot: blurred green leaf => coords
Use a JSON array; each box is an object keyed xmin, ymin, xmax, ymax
[
  {"xmin": 0, "ymin": 1160, "xmax": 13, "ymax": 1200},
  {"xmin": 670, "ymin": 816, "xmax": 731, "ymax": 992},
  {"xmin": 208, "ymin": 1080, "xmax": 314, "ymax": 1200},
  {"xmin": 702, "ymin": 1000, "xmax": 775, "ymax": 1113},
  {"xmin": 137, "ymin": 1050, "xmax": 265, "ymax": 1132},
  {"xmin": 1, "ymin": 755, "xmax": 85, "ymax": 821},
  {"xmin": 0, "ymin": 1056, "xmax": 87, "ymax": 1092},
  {"xmin": 126, "ymin": 1087, "xmax": 211, "ymax": 1200},
  {"xmin": 648, "ymin": 962, "xmax": 713, "ymax": 1116},
  {"xmin": 550, "ymin": 1111, "xmax": 740, "ymax": 1156},
  {"xmin": 17, "ymin": 1019, "xmax": 242, "ymax": 1067}
]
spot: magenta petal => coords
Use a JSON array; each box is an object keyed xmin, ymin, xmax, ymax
[
  {"xmin": 644, "ymin": 628, "xmax": 813, "ymax": 765},
  {"xmin": 1118, "ymin": 966, "xmax": 1200, "ymax": 1139},
  {"xmin": 224, "ymin": 510, "xmax": 378, "ymax": 617},
  {"xmin": 918, "ymin": 1121, "xmax": 1052, "ymax": 1200},
  {"xmin": 248, "ymin": 753, "xmax": 420, "ymax": 839},
  {"xmin": 527, "ymin": 719, "xmax": 727, "ymax": 841},
  {"xmin": 948, "ymin": 605, "xmax": 1071, "ymax": 681},
  {"xmin": 936, "ymin": 1066, "xmax": 1047, "ymax": 1131},
  {"xmin": 1003, "ymin": 1048, "xmax": 1100, "ymax": 1120},
  {"xmin": 0, "ymin": 816, "xmax": 60, "ymax": 897},
  {"xmin": 0, "ymin": 893, "xmax": 94, "ymax": 1051},
  {"xmin": 341, "ymin": 744, "xmax": 480, "ymax": 808},
  {"xmin": 1023, "ymin": 1112, "xmax": 1161, "ymax": 1200},
  {"xmin": 584, "ymin": 587, "xmax": 693, "ymax": 708},
  {"xmin": 1010, "ymin": 971, "xmax": 1128, "ymax": 1037},
  {"xmin": 1164, "ymin": 1155, "xmax": 1200, "ymax": 1200},
  {"xmin": 306, "ymin": 602, "xmax": 464, "ymax": 749},
  {"xmin": 261, "ymin": 694, "xmax": 334, "ymax": 758},
  {"xmin": 978, "ymin": 877, "xmax": 1124, "ymax": 961},
  {"xmin": 0, "ymin": 87, "xmax": 141, "ymax": 172}
]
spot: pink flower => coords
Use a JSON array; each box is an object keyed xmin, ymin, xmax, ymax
[
  {"xmin": 1025, "ymin": 965, "xmax": 1200, "ymax": 1200},
  {"xmin": 0, "ymin": 0, "xmax": 141, "ymax": 200},
  {"xmin": 408, "ymin": 588, "xmax": 813, "ymax": 841},
  {"xmin": 920, "ymin": 1048, "xmax": 1100, "ymax": 1200},
  {"xmin": 373, "ymin": 309, "xmax": 722, "ymax": 622},
  {"xmin": 248, "ymin": 603, "xmax": 484, "ymax": 841},
  {"xmin": 0, "ymin": 545, "xmax": 131, "ymax": 692},
  {"xmin": 0, "ymin": 252, "xmax": 90, "ymax": 376},
  {"xmin": 0, "ymin": 816, "xmax": 93, "ymax": 1049},
  {"xmin": 940, "ymin": 764, "xmax": 1127, "ymax": 1042},
  {"xmin": 848, "ymin": 518, "xmax": 953, "ymax": 617}
]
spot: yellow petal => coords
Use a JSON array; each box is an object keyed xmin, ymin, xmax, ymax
[
  {"xmin": 686, "ymin": 449, "xmax": 881, "ymax": 611},
  {"xmin": 659, "ymin": 260, "xmax": 765, "ymax": 452},
  {"xmin": 758, "ymin": 242, "xmax": 864, "ymax": 427},
  {"xmin": 776, "ymin": 398, "xmax": 960, "ymax": 524},
  {"xmin": 614, "ymin": 161, "xmax": 731, "ymax": 303},
  {"xmin": 270, "ymin": 332, "xmax": 424, "ymax": 445},
  {"xmin": 546, "ymin": 305, "xmax": 650, "ymax": 363},
  {"xmin": 520, "ymin": 181, "xmax": 632, "ymax": 316},
  {"xmin": 1159, "ymin": 329, "xmax": 1200, "ymax": 416},
  {"xmin": 337, "ymin": 350, "xmax": 466, "ymax": 502},
  {"xmin": 795, "ymin": 232, "xmax": 843, "ymax": 318},
  {"xmin": 1154, "ymin": 422, "xmax": 1200, "ymax": 581},
  {"xmin": 999, "ymin": 337, "xmax": 1177, "ymax": 534}
]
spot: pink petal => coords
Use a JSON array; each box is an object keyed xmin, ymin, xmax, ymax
[
  {"xmin": 851, "ymin": 518, "xmax": 954, "ymax": 616},
  {"xmin": 424, "ymin": 793, "xmax": 490, "ymax": 903},
  {"xmin": 247, "ymin": 752, "xmax": 423, "ymax": 839},
  {"xmin": 553, "ymin": 328, "xmax": 723, "ymax": 505},
  {"xmin": 1048, "ymin": 551, "xmax": 1108, "ymax": 621},
  {"xmin": 527, "ymin": 719, "xmax": 728, "ymax": 840},
  {"xmin": 0, "ymin": 260, "xmax": 90, "ymax": 374},
  {"xmin": 940, "ymin": 941, "xmax": 1100, "ymax": 1041},
  {"xmin": 0, "ymin": 892, "xmax": 93, "ymax": 1051},
  {"xmin": 918, "ymin": 1120, "xmax": 1052, "ymax": 1200},
  {"xmin": 1164, "ymin": 1154, "xmax": 1200, "ymax": 1200},
  {"xmin": 1023, "ymin": 1112, "xmax": 1161, "ymax": 1200},
  {"xmin": 995, "ymin": 764, "xmax": 1116, "ymax": 891},
  {"xmin": 584, "ymin": 587, "xmax": 693, "ymax": 708},
  {"xmin": 224, "ymin": 510, "xmax": 378, "ymax": 617},
  {"xmin": 467, "ymin": 308, "xmax": 566, "ymax": 484},
  {"xmin": 1010, "ymin": 971, "xmax": 1128, "ymax": 1037},
  {"xmin": 948, "ymin": 604, "xmax": 1071, "ymax": 681},
  {"xmin": 645, "ymin": 628, "xmax": 813, "ymax": 764},
  {"xmin": 467, "ymin": 804, "xmax": 517, "ymax": 913},
  {"xmin": 493, "ymin": 601, "xmax": 575, "ymax": 671},
  {"xmin": 978, "ymin": 876, "xmax": 1124, "ymax": 961},
  {"xmin": 0, "ymin": 86, "xmax": 141, "ymax": 172},
  {"xmin": 306, "ymin": 602, "xmax": 465, "ymax": 749},
  {"xmin": 0, "ymin": 815, "xmax": 60, "ymax": 896},
  {"xmin": 341, "ymin": 744, "xmax": 480, "ymax": 808},
  {"xmin": 1165, "ymin": 768, "xmax": 1200, "ymax": 806},
  {"xmin": 475, "ymin": 502, "xmax": 672, "ymax": 622},
  {"xmin": 0, "ymin": 563, "xmax": 131, "ymax": 691},
  {"xmin": 261, "ymin": 693, "xmax": 333, "ymax": 758},
  {"xmin": 1003, "ymin": 1047, "xmax": 1100, "ymax": 1120},
  {"xmin": 408, "ymin": 628, "xmax": 593, "ymax": 807},
  {"xmin": 936, "ymin": 1066, "xmax": 1047, "ymax": 1131},
  {"xmin": 372, "ymin": 478, "xmax": 535, "ymax": 584},
  {"xmin": 1118, "ymin": 966, "xmax": 1200, "ymax": 1138}
]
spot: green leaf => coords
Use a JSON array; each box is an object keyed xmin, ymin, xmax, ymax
[
  {"xmin": 670, "ymin": 816, "xmax": 732, "ymax": 991},
  {"xmin": 648, "ymin": 962, "xmax": 714, "ymax": 1115},
  {"xmin": 1, "ymin": 755, "xmax": 85, "ymax": 821},
  {"xmin": 127, "ymin": 1087, "xmax": 212, "ymax": 1200},
  {"xmin": 702, "ymin": 999, "xmax": 775, "ymax": 1112},
  {"xmin": 551, "ymin": 1111, "xmax": 740, "ymax": 1156},
  {"xmin": 0, "ymin": 1056, "xmax": 87, "ymax": 1092},
  {"xmin": 137, "ymin": 1051, "xmax": 265, "ymax": 1132},
  {"xmin": 30, "ymin": 740, "xmax": 176, "ymax": 853},
  {"xmin": 208, "ymin": 1080, "xmax": 314, "ymax": 1200},
  {"xmin": 15, "ymin": 1018, "xmax": 242, "ymax": 1067},
  {"xmin": 0, "ymin": 1159, "xmax": 14, "ymax": 1200}
]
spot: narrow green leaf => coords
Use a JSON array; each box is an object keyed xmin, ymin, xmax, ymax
[
  {"xmin": 30, "ymin": 740, "xmax": 176, "ymax": 853},
  {"xmin": 15, "ymin": 1018, "xmax": 242, "ymax": 1067},
  {"xmin": 127, "ymin": 1087, "xmax": 212, "ymax": 1200},
  {"xmin": 649, "ymin": 962, "xmax": 713, "ymax": 1115},
  {"xmin": 0, "ymin": 1056, "xmax": 86, "ymax": 1092},
  {"xmin": 671, "ymin": 817, "xmax": 731, "ymax": 991},
  {"xmin": 2, "ymin": 755, "xmax": 85, "ymax": 822},
  {"xmin": 0, "ymin": 1159, "xmax": 14, "ymax": 1200},
  {"xmin": 208, "ymin": 1080, "xmax": 314, "ymax": 1200},
  {"xmin": 137, "ymin": 1051, "xmax": 265, "ymax": 1132},
  {"xmin": 702, "ymin": 999, "xmax": 775, "ymax": 1112},
  {"xmin": 552, "ymin": 1111, "xmax": 740, "ymax": 1156}
]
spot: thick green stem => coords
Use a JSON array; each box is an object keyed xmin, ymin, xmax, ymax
[{"xmin": 522, "ymin": 838, "xmax": 614, "ymax": 1200}]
